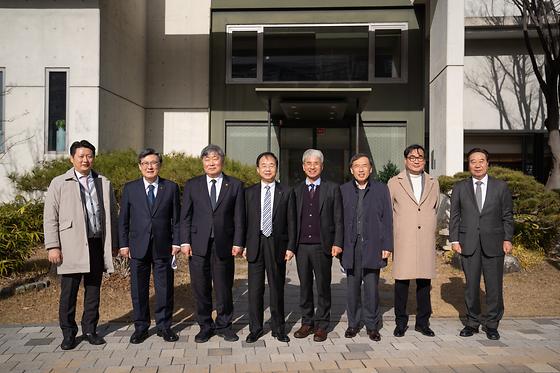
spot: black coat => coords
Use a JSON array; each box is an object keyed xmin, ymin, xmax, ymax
[{"xmin": 340, "ymin": 179, "xmax": 393, "ymax": 270}]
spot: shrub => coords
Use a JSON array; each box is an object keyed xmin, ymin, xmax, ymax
[
  {"xmin": 438, "ymin": 167, "xmax": 560, "ymax": 253},
  {"xmin": 376, "ymin": 161, "xmax": 400, "ymax": 184},
  {"xmin": 0, "ymin": 197, "xmax": 44, "ymax": 276}
]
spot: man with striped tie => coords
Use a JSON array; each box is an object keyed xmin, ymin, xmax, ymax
[{"xmin": 243, "ymin": 152, "xmax": 295, "ymax": 343}]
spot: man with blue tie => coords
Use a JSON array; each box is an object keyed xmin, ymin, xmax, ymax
[
  {"xmin": 119, "ymin": 148, "xmax": 181, "ymax": 344},
  {"xmin": 180, "ymin": 145, "xmax": 245, "ymax": 343}
]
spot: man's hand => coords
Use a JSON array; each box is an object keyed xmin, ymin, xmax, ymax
[
  {"xmin": 181, "ymin": 244, "xmax": 192, "ymax": 257},
  {"xmin": 242, "ymin": 248, "xmax": 247, "ymax": 260},
  {"xmin": 119, "ymin": 247, "xmax": 131, "ymax": 259},
  {"xmin": 232, "ymin": 246, "xmax": 243, "ymax": 257},
  {"xmin": 331, "ymin": 245, "xmax": 343, "ymax": 257},
  {"xmin": 48, "ymin": 248, "xmax": 63, "ymax": 265},
  {"xmin": 503, "ymin": 241, "xmax": 513, "ymax": 255},
  {"xmin": 452, "ymin": 242, "xmax": 462, "ymax": 254},
  {"xmin": 171, "ymin": 245, "xmax": 181, "ymax": 255},
  {"xmin": 285, "ymin": 249, "xmax": 295, "ymax": 261},
  {"xmin": 382, "ymin": 250, "xmax": 391, "ymax": 259}
]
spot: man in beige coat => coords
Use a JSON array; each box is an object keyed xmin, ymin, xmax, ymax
[
  {"xmin": 44, "ymin": 140, "xmax": 118, "ymax": 350},
  {"xmin": 387, "ymin": 144, "xmax": 439, "ymax": 338}
]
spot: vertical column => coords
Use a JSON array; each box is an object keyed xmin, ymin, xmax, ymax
[{"xmin": 428, "ymin": 0, "xmax": 464, "ymax": 176}]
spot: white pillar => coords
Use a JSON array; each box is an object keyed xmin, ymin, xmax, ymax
[{"xmin": 429, "ymin": 0, "xmax": 464, "ymax": 177}]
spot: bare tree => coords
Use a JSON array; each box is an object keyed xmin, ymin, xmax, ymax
[
  {"xmin": 0, "ymin": 87, "xmax": 32, "ymax": 161},
  {"xmin": 510, "ymin": 0, "xmax": 560, "ymax": 189}
]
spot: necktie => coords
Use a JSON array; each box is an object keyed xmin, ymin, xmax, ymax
[
  {"xmin": 309, "ymin": 183, "xmax": 315, "ymax": 199},
  {"xmin": 262, "ymin": 185, "xmax": 272, "ymax": 237},
  {"xmin": 210, "ymin": 179, "xmax": 217, "ymax": 210},
  {"xmin": 79, "ymin": 175, "xmax": 89, "ymax": 192},
  {"xmin": 147, "ymin": 184, "xmax": 155, "ymax": 207},
  {"xmin": 475, "ymin": 180, "xmax": 483, "ymax": 212}
]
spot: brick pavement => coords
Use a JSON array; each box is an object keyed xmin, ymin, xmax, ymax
[{"xmin": 0, "ymin": 261, "xmax": 559, "ymax": 372}]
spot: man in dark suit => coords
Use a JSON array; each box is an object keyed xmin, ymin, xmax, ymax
[
  {"xmin": 243, "ymin": 152, "xmax": 295, "ymax": 343},
  {"xmin": 290, "ymin": 149, "xmax": 344, "ymax": 342},
  {"xmin": 340, "ymin": 153, "xmax": 393, "ymax": 342},
  {"xmin": 180, "ymin": 144, "xmax": 245, "ymax": 343},
  {"xmin": 119, "ymin": 148, "xmax": 181, "ymax": 344},
  {"xmin": 450, "ymin": 148, "xmax": 514, "ymax": 340}
]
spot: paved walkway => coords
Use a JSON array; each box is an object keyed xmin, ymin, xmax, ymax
[{"xmin": 1, "ymin": 260, "xmax": 559, "ymax": 373}]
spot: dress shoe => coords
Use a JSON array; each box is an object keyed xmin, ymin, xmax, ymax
[
  {"xmin": 129, "ymin": 330, "xmax": 149, "ymax": 344},
  {"xmin": 194, "ymin": 328, "xmax": 214, "ymax": 343},
  {"xmin": 393, "ymin": 325, "xmax": 408, "ymax": 337},
  {"xmin": 344, "ymin": 327, "xmax": 359, "ymax": 338},
  {"xmin": 245, "ymin": 330, "xmax": 263, "ymax": 343},
  {"xmin": 216, "ymin": 328, "xmax": 239, "ymax": 342},
  {"xmin": 275, "ymin": 333, "xmax": 290, "ymax": 342},
  {"xmin": 483, "ymin": 326, "xmax": 500, "ymax": 340},
  {"xmin": 293, "ymin": 324, "xmax": 314, "ymax": 338},
  {"xmin": 415, "ymin": 326, "xmax": 435, "ymax": 337},
  {"xmin": 83, "ymin": 332, "xmax": 106, "ymax": 345},
  {"xmin": 157, "ymin": 328, "xmax": 179, "ymax": 342},
  {"xmin": 60, "ymin": 336, "xmax": 76, "ymax": 350},
  {"xmin": 459, "ymin": 326, "xmax": 479, "ymax": 337},
  {"xmin": 313, "ymin": 328, "xmax": 328, "ymax": 342},
  {"xmin": 367, "ymin": 329, "xmax": 381, "ymax": 342}
]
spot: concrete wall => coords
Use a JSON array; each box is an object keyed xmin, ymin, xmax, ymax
[
  {"xmin": 144, "ymin": 0, "xmax": 210, "ymax": 156},
  {"xmin": 0, "ymin": 6, "xmax": 100, "ymax": 201}
]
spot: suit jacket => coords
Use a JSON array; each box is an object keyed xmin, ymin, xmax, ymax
[
  {"xmin": 119, "ymin": 178, "xmax": 181, "ymax": 259},
  {"xmin": 289, "ymin": 179, "xmax": 344, "ymax": 255},
  {"xmin": 43, "ymin": 168, "xmax": 118, "ymax": 274},
  {"xmin": 449, "ymin": 175, "xmax": 514, "ymax": 257},
  {"xmin": 340, "ymin": 179, "xmax": 393, "ymax": 270},
  {"xmin": 180, "ymin": 173, "xmax": 245, "ymax": 259},
  {"xmin": 244, "ymin": 182, "xmax": 296, "ymax": 263}
]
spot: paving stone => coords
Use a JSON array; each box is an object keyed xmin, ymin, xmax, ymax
[
  {"xmin": 207, "ymin": 348, "xmax": 232, "ymax": 356},
  {"xmin": 24, "ymin": 338, "xmax": 55, "ymax": 346},
  {"xmin": 342, "ymin": 352, "xmax": 370, "ymax": 360},
  {"xmin": 260, "ymin": 361, "xmax": 287, "ymax": 371},
  {"xmin": 105, "ymin": 367, "xmax": 133, "ymax": 373},
  {"xmin": 337, "ymin": 360, "xmax": 366, "ymax": 369},
  {"xmin": 477, "ymin": 340, "xmax": 508, "ymax": 347},
  {"xmin": 158, "ymin": 365, "xmax": 186, "ymax": 373},
  {"xmin": 525, "ymin": 363, "xmax": 559, "ymax": 372},
  {"xmin": 131, "ymin": 368, "xmax": 158, "ymax": 373},
  {"xmin": 311, "ymin": 360, "xmax": 338, "ymax": 370},
  {"xmin": 347, "ymin": 343, "xmax": 373, "ymax": 352}
]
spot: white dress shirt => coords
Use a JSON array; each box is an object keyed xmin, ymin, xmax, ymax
[
  {"xmin": 143, "ymin": 177, "xmax": 159, "ymax": 198},
  {"xmin": 472, "ymin": 174, "xmax": 489, "ymax": 209},
  {"xmin": 206, "ymin": 173, "xmax": 224, "ymax": 199},
  {"xmin": 260, "ymin": 181, "xmax": 275, "ymax": 231},
  {"xmin": 305, "ymin": 177, "xmax": 321, "ymax": 190}
]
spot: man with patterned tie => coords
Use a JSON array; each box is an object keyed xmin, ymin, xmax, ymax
[
  {"xmin": 180, "ymin": 145, "xmax": 245, "ymax": 343},
  {"xmin": 450, "ymin": 148, "xmax": 514, "ymax": 340},
  {"xmin": 119, "ymin": 148, "xmax": 181, "ymax": 344},
  {"xmin": 44, "ymin": 140, "xmax": 118, "ymax": 350},
  {"xmin": 243, "ymin": 152, "xmax": 295, "ymax": 343}
]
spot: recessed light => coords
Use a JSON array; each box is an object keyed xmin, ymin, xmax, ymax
[{"xmin": 291, "ymin": 105, "xmax": 297, "ymax": 109}]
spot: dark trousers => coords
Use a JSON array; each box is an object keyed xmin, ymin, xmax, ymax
[
  {"xmin": 189, "ymin": 239, "xmax": 234, "ymax": 331},
  {"xmin": 346, "ymin": 240, "xmax": 381, "ymax": 331},
  {"xmin": 394, "ymin": 279, "xmax": 432, "ymax": 328},
  {"xmin": 461, "ymin": 245, "xmax": 505, "ymax": 329},
  {"xmin": 296, "ymin": 243, "xmax": 332, "ymax": 330},
  {"xmin": 130, "ymin": 243, "xmax": 174, "ymax": 333},
  {"xmin": 248, "ymin": 235, "xmax": 286, "ymax": 335},
  {"xmin": 59, "ymin": 238, "xmax": 103, "ymax": 338}
]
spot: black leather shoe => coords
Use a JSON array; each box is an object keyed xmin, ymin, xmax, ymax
[
  {"xmin": 275, "ymin": 333, "xmax": 290, "ymax": 342},
  {"xmin": 367, "ymin": 329, "xmax": 381, "ymax": 342},
  {"xmin": 130, "ymin": 330, "xmax": 149, "ymax": 344},
  {"xmin": 393, "ymin": 325, "xmax": 408, "ymax": 337},
  {"xmin": 344, "ymin": 327, "xmax": 359, "ymax": 338},
  {"xmin": 459, "ymin": 326, "xmax": 479, "ymax": 337},
  {"xmin": 83, "ymin": 332, "xmax": 106, "ymax": 345},
  {"xmin": 415, "ymin": 326, "xmax": 435, "ymax": 337},
  {"xmin": 216, "ymin": 329, "xmax": 239, "ymax": 342},
  {"xmin": 483, "ymin": 326, "xmax": 500, "ymax": 340},
  {"xmin": 60, "ymin": 336, "xmax": 76, "ymax": 350},
  {"xmin": 245, "ymin": 330, "xmax": 263, "ymax": 343},
  {"xmin": 194, "ymin": 328, "xmax": 214, "ymax": 343},
  {"xmin": 157, "ymin": 328, "xmax": 179, "ymax": 342}
]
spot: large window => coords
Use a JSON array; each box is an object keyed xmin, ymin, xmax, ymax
[
  {"xmin": 226, "ymin": 23, "xmax": 408, "ymax": 84},
  {"xmin": 225, "ymin": 122, "xmax": 280, "ymax": 166},
  {"xmin": 360, "ymin": 123, "xmax": 407, "ymax": 172},
  {"xmin": 46, "ymin": 70, "xmax": 68, "ymax": 153},
  {"xmin": 0, "ymin": 69, "xmax": 4, "ymax": 153}
]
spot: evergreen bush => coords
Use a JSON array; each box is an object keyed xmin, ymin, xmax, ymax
[{"xmin": 375, "ymin": 161, "xmax": 400, "ymax": 184}]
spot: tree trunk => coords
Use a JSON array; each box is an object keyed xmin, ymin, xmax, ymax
[{"xmin": 546, "ymin": 129, "xmax": 560, "ymax": 190}]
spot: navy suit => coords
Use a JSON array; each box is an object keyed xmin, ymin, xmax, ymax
[
  {"xmin": 180, "ymin": 174, "xmax": 245, "ymax": 331},
  {"xmin": 119, "ymin": 177, "xmax": 180, "ymax": 332}
]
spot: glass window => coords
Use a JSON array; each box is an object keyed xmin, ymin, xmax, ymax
[
  {"xmin": 0, "ymin": 69, "xmax": 4, "ymax": 153},
  {"xmin": 375, "ymin": 29, "xmax": 402, "ymax": 78},
  {"xmin": 231, "ymin": 31, "xmax": 258, "ymax": 79},
  {"xmin": 47, "ymin": 71, "xmax": 67, "ymax": 153},
  {"xmin": 226, "ymin": 122, "xmax": 279, "ymax": 167},
  {"xmin": 361, "ymin": 124, "xmax": 406, "ymax": 173}
]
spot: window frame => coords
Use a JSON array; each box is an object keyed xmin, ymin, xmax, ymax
[
  {"xmin": 0, "ymin": 68, "xmax": 5, "ymax": 153},
  {"xmin": 225, "ymin": 22, "xmax": 408, "ymax": 84},
  {"xmin": 45, "ymin": 68, "xmax": 69, "ymax": 154}
]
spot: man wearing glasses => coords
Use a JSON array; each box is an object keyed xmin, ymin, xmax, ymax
[
  {"xmin": 387, "ymin": 144, "xmax": 440, "ymax": 338},
  {"xmin": 119, "ymin": 148, "xmax": 181, "ymax": 344}
]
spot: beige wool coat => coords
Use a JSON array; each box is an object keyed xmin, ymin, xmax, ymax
[
  {"xmin": 43, "ymin": 168, "xmax": 118, "ymax": 275},
  {"xmin": 387, "ymin": 170, "xmax": 440, "ymax": 280}
]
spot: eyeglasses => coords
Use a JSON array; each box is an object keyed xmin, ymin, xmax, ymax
[
  {"xmin": 407, "ymin": 156, "xmax": 425, "ymax": 162},
  {"xmin": 140, "ymin": 161, "xmax": 160, "ymax": 167}
]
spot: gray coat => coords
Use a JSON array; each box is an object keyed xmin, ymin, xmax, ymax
[{"xmin": 43, "ymin": 168, "xmax": 118, "ymax": 274}]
